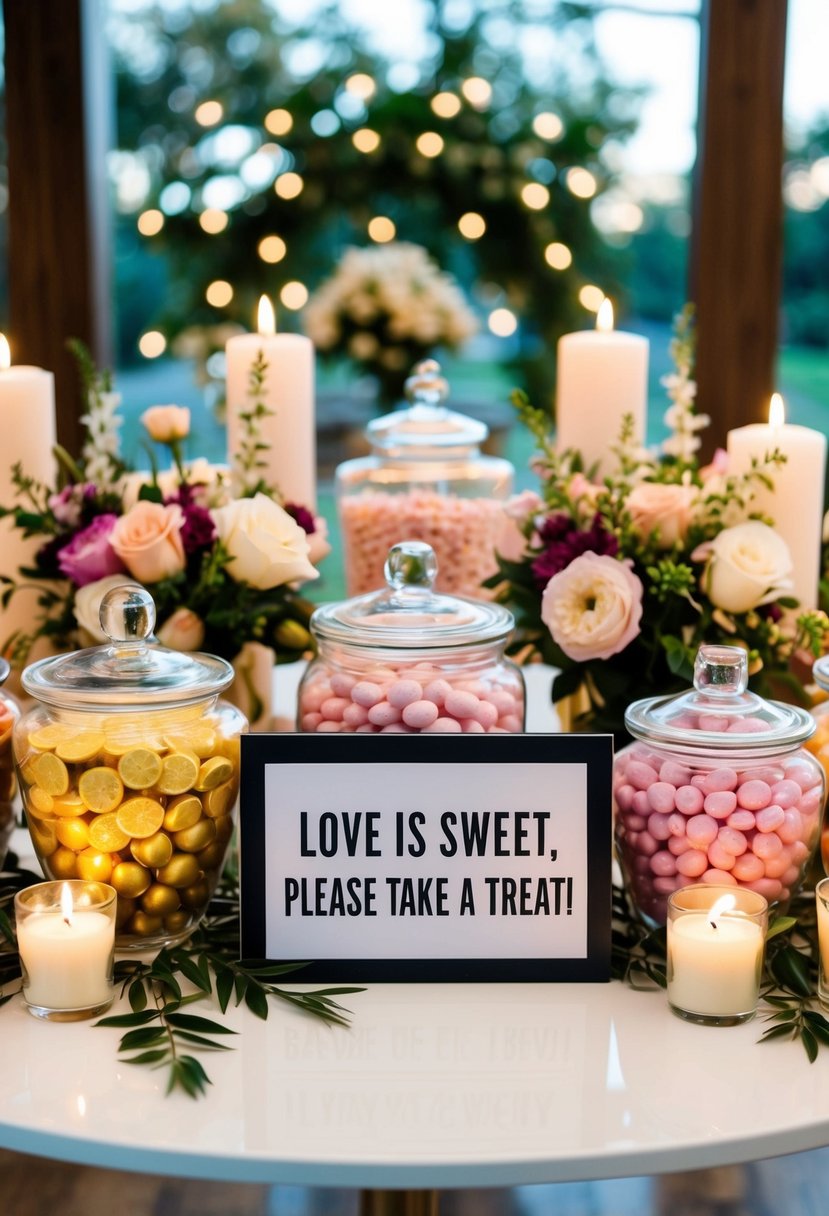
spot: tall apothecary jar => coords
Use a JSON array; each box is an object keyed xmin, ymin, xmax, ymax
[
  {"xmin": 336, "ymin": 359, "xmax": 514, "ymax": 598},
  {"xmin": 13, "ymin": 585, "xmax": 247, "ymax": 949},
  {"xmin": 0, "ymin": 658, "xmax": 20, "ymax": 870},
  {"xmin": 614, "ymin": 645, "xmax": 825, "ymax": 927}
]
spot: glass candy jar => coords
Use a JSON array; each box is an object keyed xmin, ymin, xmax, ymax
[
  {"xmin": 298, "ymin": 541, "xmax": 525, "ymax": 735},
  {"xmin": 13, "ymin": 585, "xmax": 247, "ymax": 949},
  {"xmin": 804, "ymin": 654, "xmax": 829, "ymax": 872},
  {"xmin": 336, "ymin": 359, "xmax": 513, "ymax": 598},
  {"xmin": 614, "ymin": 645, "xmax": 825, "ymax": 927},
  {"xmin": 0, "ymin": 658, "xmax": 21, "ymax": 870}
]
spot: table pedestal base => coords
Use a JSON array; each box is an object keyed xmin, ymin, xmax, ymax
[{"xmin": 359, "ymin": 1188, "xmax": 439, "ymax": 1215}]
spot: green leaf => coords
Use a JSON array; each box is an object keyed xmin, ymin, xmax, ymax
[
  {"xmin": 766, "ymin": 916, "xmax": 798, "ymax": 941},
  {"xmin": 122, "ymin": 1049, "xmax": 170, "ymax": 1066},
  {"xmin": 244, "ymin": 981, "xmax": 269, "ymax": 1020},
  {"xmin": 173, "ymin": 953, "xmax": 213, "ymax": 994},
  {"xmin": 138, "ymin": 483, "xmax": 163, "ymax": 504},
  {"xmin": 770, "ymin": 946, "xmax": 813, "ymax": 998},
  {"xmin": 171, "ymin": 1030, "xmax": 234, "ymax": 1050},
  {"xmin": 803, "ymin": 1012, "xmax": 829, "ymax": 1044},
  {"xmin": 165, "ymin": 1012, "xmax": 237, "ymax": 1035},
  {"xmin": 759, "ymin": 1023, "xmax": 795, "ymax": 1042},
  {"xmin": 129, "ymin": 980, "xmax": 148, "ymax": 1013},
  {"xmin": 802, "ymin": 1027, "xmax": 819, "ymax": 1063},
  {"xmin": 215, "ymin": 965, "xmax": 234, "ymax": 1014},
  {"xmin": 119, "ymin": 1027, "xmax": 167, "ymax": 1051},
  {"xmin": 0, "ymin": 909, "xmax": 16, "ymax": 946},
  {"xmin": 95, "ymin": 1010, "xmax": 159, "ymax": 1028}
]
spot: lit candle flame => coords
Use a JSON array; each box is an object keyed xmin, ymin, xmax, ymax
[
  {"xmin": 60, "ymin": 882, "xmax": 74, "ymax": 928},
  {"xmin": 708, "ymin": 892, "xmax": 737, "ymax": 930},
  {"xmin": 0, "ymin": 334, "xmax": 10, "ymax": 370},
  {"xmin": 257, "ymin": 294, "xmax": 276, "ymax": 336},
  {"xmin": 769, "ymin": 392, "xmax": 785, "ymax": 428},
  {"xmin": 596, "ymin": 297, "xmax": 614, "ymax": 333}
]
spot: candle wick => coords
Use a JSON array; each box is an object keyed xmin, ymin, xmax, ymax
[
  {"xmin": 63, "ymin": 916, "xmax": 72, "ymax": 927},
  {"xmin": 710, "ymin": 920, "xmax": 717, "ymax": 930}
]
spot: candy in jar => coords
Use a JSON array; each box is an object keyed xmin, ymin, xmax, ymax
[
  {"xmin": 614, "ymin": 644, "xmax": 825, "ymax": 926},
  {"xmin": 0, "ymin": 658, "xmax": 20, "ymax": 870},
  {"xmin": 805, "ymin": 654, "xmax": 829, "ymax": 872},
  {"xmin": 13, "ymin": 585, "xmax": 247, "ymax": 949},
  {"xmin": 336, "ymin": 359, "xmax": 513, "ymax": 599},
  {"xmin": 298, "ymin": 541, "xmax": 525, "ymax": 734}
]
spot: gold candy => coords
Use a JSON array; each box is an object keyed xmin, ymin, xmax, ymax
[
  {"xmin": 194, "ymin": 756, "xmax": 233, "ymax": 792},
  {"xmin": 173, "ymin": 817, "xmax": 216, "ymax": 854},
  {"xmin": 130, "ymin": 831, "xmax": 174, "ymax": 870},
  {"xmin": 77, "ymin": 848, "xmax": 114, "ymax": 883},
  {"xmin": 141, "ymin": 883, "xmax": 181, "ymax": 917},
  {"xmin": 163, "ymin": 793, "xmax": 203, "ymax": 833},
  {"xmin": 111, "ymin": 861, "xmax": 152, "ymax": 899},
  {"xmin": 49, "ymin": 846, "xmax": 78, "ymax": 878},
  {"xmin": 156, "ymin": 852, "xmax": 201, "ymax": 889}
]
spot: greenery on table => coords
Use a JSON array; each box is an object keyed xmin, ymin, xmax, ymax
[{"xmin": 612, "ymin": 881, "xmax": 829, "ymax": 1062}]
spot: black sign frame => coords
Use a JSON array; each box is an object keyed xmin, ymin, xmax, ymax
[{"xmin": 239, "ymin": 732, "xmax": 613, "ymax": 982}]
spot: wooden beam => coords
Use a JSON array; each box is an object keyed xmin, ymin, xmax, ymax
[
  {"xmin": 2, "ymin": 0, "xmax": 112, "ymax": 458},
  {"xmin": 691, "ymin": 0, "xmax": 788, "ymax": 456}
]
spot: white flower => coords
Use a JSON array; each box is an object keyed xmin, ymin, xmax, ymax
[
  {"xmin": 211, "ymin": 493, "xmax": 319, "ymax": 590},
  {"xmin": 702, "ymin": 521, "xmax": 794, "ymax": 614},
  {"xmin": 541, "ymin": 554, "xmax": 644, "ymax": 662},
  {"xmin": 74, "ymin": 574, "xmax": 141, "ymax": 643},
  {"xmin": 157, "ymin": 607, "xmax": 205, "ymax": 651}
]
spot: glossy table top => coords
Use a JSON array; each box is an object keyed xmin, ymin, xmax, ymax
[{"xmin": 1, "ymin": 663, "xmax": 827, "ymax": 1187}]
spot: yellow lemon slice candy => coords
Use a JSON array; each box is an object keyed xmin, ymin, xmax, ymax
[
  {"xmin": 79, "ymin": 767, "xmax": 125, "ymax": 814},
  {"xmin": 26, "ymin": 786, "xmax": 55, "ymax": 817},
  {"xmin": 88, "ymin": 812, "xmax": 131, "ymax": 853},
  {"xmin": 194, "ymin": 756, "xmax": 233, "ymax": 792},
  {"xmin": 157, "ymin": 752, "xmax": 200, "ymax": 796},
  {"xmin": 163, "ymin": 794, "xmax": 203, "ymax": 833},
  {"xmin": 202, "ymin": 780, "xmax": 236, "ymax": 819},
  {"xmin": 118, "ymin": 748, "xmax": 163, "ymax": 791},
  {"xmin": 55, "ymin": 731, "xmax": 105, "ymax": 764},
  {"xmin": 52, "ymin": 792, "xmax": 90, "ymax": 819},
  {"xmin": 163, "ymin": 724, "xmax": 218, "ymax": 760},
  {"xmin": 30, "ymin": 752, "xmax": 69, "ymax": 797},
  {"xmin": 28, "ymin": 723, "xmax": 74, "ymax": 751},
  {"xmin": 116, "ymin": 796, "xmax": 165, "ymax": 839}
]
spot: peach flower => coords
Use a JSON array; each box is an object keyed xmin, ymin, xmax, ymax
[
  {"xmin": 541, "ymin": 553, "xmax": 643, "ymax": 662},
  {"xmin": 156, "ymin": 607, "xmax": 205, "ymax": 651},
  {"xmin": 110, "ymin": 501, "xmax": 186, "ymax": 583},
  {"xmin": 141, "ymin": 405, "xmax": 191, "ymax": 443},
  {"xmin": 626, "ymin": 481, "xmax": 697, "ymax": 548}
]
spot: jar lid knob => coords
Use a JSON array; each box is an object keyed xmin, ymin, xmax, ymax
[
  {"xmin": 693, "ymin": 644, "xmax": 748, "ymax": 696},
  {"xmin": 384, "ymin": 542, "xmax": 438, "ymax": 591},
  {"xmin": 404, "ymin": 359, "xmax": 449, "ymax": 408},
  {"xmin": 100, "ymin": 584, "xmax": 156, "ymax": 646}
]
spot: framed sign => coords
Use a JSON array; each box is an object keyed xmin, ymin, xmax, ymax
[{"xmin": 240, "ymin": 733, "xmax": 612, "ymax": 982}]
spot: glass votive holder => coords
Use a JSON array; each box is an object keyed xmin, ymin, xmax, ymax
[
  {"xmin": 816, "ymin": 877, "xmax": 829, "ymax": 1010},
  {"xmin": 667, "ymin": 884, "xmax": 769, "ymax": 1027},
  {"xmin": 15, "ymin": 880, "xmax": 117, "ymax": 1021}
]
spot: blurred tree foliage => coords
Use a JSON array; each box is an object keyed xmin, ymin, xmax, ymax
[
  {"xmin": 782, "ymin": 116, "xmax": 829, "ymax": 348},
  {"xmin": 111, "ymin": 0, "xmax": 645, "ymax": 405}
]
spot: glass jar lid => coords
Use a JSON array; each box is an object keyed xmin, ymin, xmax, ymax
[
  {"xmin": 22, "ymin": 584, "xmax": 234, "ymax": 710},
  {"xmin": 810, "ymin": 654, "xmax": 829, "ymax": 694},
  {"xmin": 624, "ymin": 644, "xmax": 815, "ymax": 752},
  {"xmin": 0, "ymin": 657, "xmax": 9, "ymax": 688},
  {"xmin": 311, "ymin": 541, "xmax": 514, "ymax": 650},
  {"xmin": 366, "ymin": 359, "xmax": 488, "ymax": 458}
]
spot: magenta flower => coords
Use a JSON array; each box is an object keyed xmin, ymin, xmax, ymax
[
  {"xmin": 531, "ymin": 513, "xmax": 618, "ymax": 588},
  {"xmin": 57, "ymin": 514, "xmax": 127, "ymax": 587}
]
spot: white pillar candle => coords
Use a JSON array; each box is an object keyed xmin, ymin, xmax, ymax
[
  {"xmin": 0, "ymin": 335, "xmax": 57, "ymax": 656},
  {"xmin": 16, "ymin": 883, "xmax": 115, "ymax": 1012},
  {"xmin": 726, "ymin": 394, "xmax": 827, "ymax": 611},
  {"xmin": 555, "ymin": 299, "xmax": 649, "ymax": 481},
  {"xmin": 226, "ymin": 296, "xmax": 316, "ymax": 510},
  {"xmin": 668, "ymin": 897, "xmax": 764, "ymax": 1018}
]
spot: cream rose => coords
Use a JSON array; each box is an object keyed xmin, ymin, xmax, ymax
[
  {"xmin": 110, "ymin": 501, "xmax": 186, "ymax": 583},
  {"xmin": 211, "ymin": 493, "xmax": 319, "ymax": 589},
  {"xmin": 626, "ymin": 481, "xmax": 697, "ymax": 549},
  {"xmin": 74, "ymin": 575, "xmax": 143, "ymax": 644},
  {"xmin": 141, "ymin": 404, "xmax": 191, "ymax": 442},
  {"xmin": 703, "ymin": 521, "xmax": 793, "ymax": 614},
  {"xmin": 541, "ymin": 553, "xmax": 644, "ymax": 662},
  {"xmin": 156, "ymin": 607, "xmax": 205, "ymax": 651}
]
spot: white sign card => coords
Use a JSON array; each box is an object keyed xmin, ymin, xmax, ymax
[{"xmin": 240, "ymin": 733, "xmax": 612, "ymax": 981}]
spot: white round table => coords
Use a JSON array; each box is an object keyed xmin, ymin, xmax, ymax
[{"xmin": 2, "ymin": 662, "xmax": 826, "ymax": 1211}]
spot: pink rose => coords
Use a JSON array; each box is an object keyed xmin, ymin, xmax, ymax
[
  {"xmin": 626, "ymin": 481, "xmax": 697, "ymax": 548},
  {"xmin": 57, "ymin": 514, "xmax": 127, "ymax": 587},
  {"xmin": 541, "ymin": 553, "xmax": 644, "ymax": 662},
  {"xmin": 110, "ymin": 501, "xmax": 186, "ymax": 583},
  {"xmin": 141, "ymin": 405, "xmax": 191, "ymax": 443}
]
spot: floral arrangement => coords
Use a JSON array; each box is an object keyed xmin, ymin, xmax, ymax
[
  {"xmin": 0, "ymin": 345, "xmax": 327, "ymax": 722},
  {"xmin": 304, "ymin": 242, "xmax": 478, "ymax": 406},
  {"xmin": 488, "ymin": 309, "xmax": 829, "ymax": 739}
]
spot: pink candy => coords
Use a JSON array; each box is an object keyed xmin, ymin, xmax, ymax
[
  {"xmin": 300, "ymin": 667, "xmax": 524, "ymax": 735},
  {"xmin": 615, "ymin": 738, "xmax": 824, "ymax": 925}
]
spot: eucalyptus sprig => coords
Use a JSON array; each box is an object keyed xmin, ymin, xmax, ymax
[{"xmin": 95, "ymin": 873, "xmax": 363, "ymax": 1098}]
